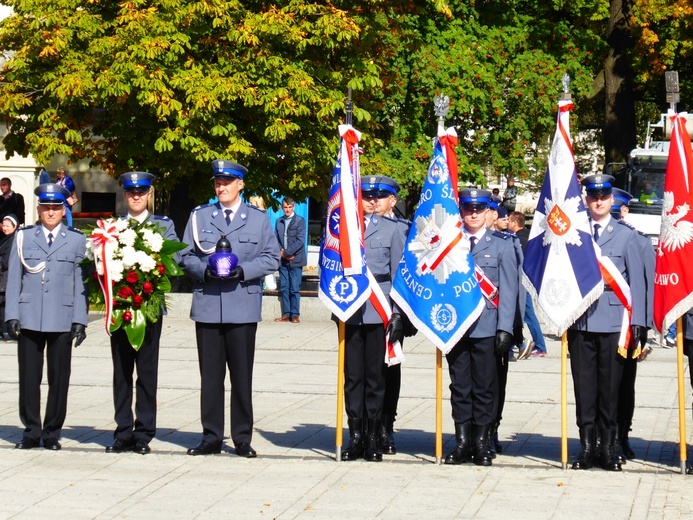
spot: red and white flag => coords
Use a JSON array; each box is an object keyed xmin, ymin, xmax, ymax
[{"xmin": 653, "ymin": 111, "xmax": 693, "ymax": 333}]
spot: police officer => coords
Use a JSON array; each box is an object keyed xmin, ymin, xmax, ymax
[
  {"xmin": 5, "ymin": 184, "xmax": 88, "ymax": 450},
  {"xmin": 106, "ymin": 172, "xmax": 180, "ymax": 455},
  {"xmin": 180, "ymin": 160, "xmax": 280, "ymax": 457},
  {"xmin": 490, "ymin": 207, "xmax": 525, "ymax": 456},
  {"xmin": 569, "ymin": 175, "xmax": 646, "ymax": 471},
  {"xmin": 609, "ymin": 188, "xmax": 654, "ymax": 462},
  {"xmin": 369, "ymin": 176, "xmax": 411, "ymax": 455},
  {"xmin": 445, "ymin": 189, "xmax": 518, "ymax": 466},
  {"xmin": 340, "ymin": 175, "xmax": 406, "ymax": 462}
]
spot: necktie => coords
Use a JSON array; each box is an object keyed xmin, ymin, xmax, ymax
[
  {"xmin": 469, "ymin": 236, "xmax": 477, "ymax": 251},
  {"xmin": 593, "ymin": 223, "xmax": 600, "ymax": 242},
  {"xmin": 224, "ymin": 209, "xmax": 233, "ymax": 225},
  {"xmin": 47, "ymin": 232, "xmax": 53, "ymax": 247}
]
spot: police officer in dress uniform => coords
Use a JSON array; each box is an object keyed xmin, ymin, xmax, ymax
[
  {"xmin": 609, "ymin": 188, "xmax": 655, "ymax": 463},
  {"xmin": 5, "ymin": 184, "xmax": 88, "ymax": 450},
  {"xmin": 491, "ymin": 207, "xmax": 525, "ymax": 457},
  {"xmin": 569, "ymin": 174, "xmax": 646, "ymax": 471},
  {"xmin": 445, "ymin": 189, "xmax": 518, "ymax": 466},
  {"xmin": 369, "ymin": 176, "xmax": 412, "ymax": 455},
  {"xmin": 180, "ymin": 160, "xmax": 280, "ymax": 457},
  {"xmin": 340, "ymin": 175, "xmax": 406, "ymax": 462},
  {"xmin": 106, "ymin": 172, "xmax": 180, "ymax": 455},
  {"xmin": 683, "ymin": 310, "xmax": 693, "ymax": 474}
]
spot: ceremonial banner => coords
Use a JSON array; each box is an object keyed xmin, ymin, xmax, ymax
[
  {"xmin": 391, "ymin": 128, "xmax": 484, "ymax": 354},
  {"xmin": 522, "ymin": 100, "xmax": 603, "ymax": 335},
  {"xmin": 318, "ymin": 125, "xmax": 371, "ymax": 321},
  {"xmin": 653, "ymin": 111, "xmax": 693, "ymax": 333}
]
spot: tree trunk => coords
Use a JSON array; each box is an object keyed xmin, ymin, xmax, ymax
[{"xmin": 604, "ymin": 0, "xmax": 637, "ymax": 168}]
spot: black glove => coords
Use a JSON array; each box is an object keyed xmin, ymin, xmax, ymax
[
  {"xmin": 386, "ymin": 313, "xmax": 404, "ymax": 345},
  {"xmin": 402, "ymin": 313, "xmax": 418, "ymax": 338},
  {"xmin": 5, "ymin": 319, "xmax": 19, "ymax": 340},
  {"xmin": 204, "ymin": 266, "xmax": 224, "ymax": 283},
  {"xmin": 228, "ymin": 266, "xmax": 244, "ymax": 282},
  {"xmin": 70, "ymin": 323, "xmax": 87, "ymax": 347},
  {"xmin": 631, "ymin": 325, "xmax": 648, "ymax": 348},
  {"xmin": 494, "ymin": 330, "xmax": 514, "ymax": 357}
]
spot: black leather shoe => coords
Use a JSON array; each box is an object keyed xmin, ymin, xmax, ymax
[
  {"xmin": 187, "ymin": 441, "xmax": 222, "ymax": 456},
  {"xmin": 235, "ymin": 443, "xmax": 257, "ymax": 458},
  {"xmin": 15, "ymin": 438, "xmax": 40, "ymax": 450},
  {"xmin": 43, "ymin": 439, "xmax": 61, "ymax": 451},
  {"xmin": 133, "ymin": 440, "xmax": 151, "ymax": 455},
  {"xmin": 106, "ymin": 438, "xmax": 134, "ymax": 453}
]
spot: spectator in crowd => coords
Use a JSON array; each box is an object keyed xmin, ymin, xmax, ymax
[
  {"xmin": 56, "ymin": 167, "xmax": 78, "ymax": 227},
  {"xmin": 0, "ymin": 178, "xmax": 25, "ymax": 229}
]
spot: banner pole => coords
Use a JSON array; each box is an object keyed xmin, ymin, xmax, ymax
[
  {"xmin": 561, "ymin": 331, "xmax": 568, "ymax": 470},
  {"xmin": 676, "ymin": 316, "xmax": 687, "ymax": 474},
  {"xmin": 336, "ymin": 320, "xmax": 345, "ymax": 462},
  {"xmin": 436, "ymin": 349, "xmax": 443, "ymax": 464}
]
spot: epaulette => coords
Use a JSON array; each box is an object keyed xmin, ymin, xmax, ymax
[
  {"xmin": 397, "ymin": 217, "xmax": 412, "ymax": 228},
  {"xmin": 20, "ymin": 225, "xmax": 36, "ymax": 231},
  {"xmin": 192, "ymin": 203, "xmax": 213, "ymax": 213},
  {"xmin": 381, "ymin": 215, "xmax": 398, "ymax": 224},
  {"xmin": 492, "ymin": 230, "xmax": 512, "ymax": 240},
  {"xmin": 618, "ymin": 218, "xmax": 647, "ymax": 238},
  {"xmin": 66, "ymin": 226, "xmax": 84, "ymax": 234},
  {"xmin": 152, "ymin": 215, "xmax": 172, "ymax": 221}
]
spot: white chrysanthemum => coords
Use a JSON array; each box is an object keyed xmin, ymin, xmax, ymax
[
  {"xmin": 95, "ymin": 258, "xmax": 104, "ymax": 276},
  {"xmin": 109, "ymin": 259, "xmax": 124, "ymax": 282},
  {"xmin": 141, "ymin": 228, "xmax": 164, "ymax": 252},
  {"xmin": 136, "ymin": 250, "xmax": 157, "ymax": 272},
  {"xmin": 85, "ymin": 246, "xmax": 94, "ymax": 261},
  {"xmin": 115, "ymin": 219, "xmax": 129, "ymax": 232},
  {"xmin": 119, "ymin": 228, "xmax": 137, "ymax": 247},
  {"xmin": 120, "ymin": 246, "xmax": 138, "ymax": 269}
]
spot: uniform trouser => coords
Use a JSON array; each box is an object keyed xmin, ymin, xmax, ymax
[
  {"xmin": 110, "ymin": 319, "xmax": 163, "ymax": 442},
  {"xmin": 568, "ymin": 330, "xmax": 623, "ymax": 430},
  {"xmin": 494, "ymin": 350, "xmax": 510, "ymax": 425},
  {"xmin": 617, "ymin": 354, "xmax": 637, "ymax": 430},
  {"xmin": 195, "ymin": 322, "xmax": 257, "ymax": 446},
  {"xmin": 344, "ymin": 323, "xmax": 386, "ymax": 420},
  {"xmin": 382, "ymin": 363, "xmax": 401, "ymax": 418},
  {"xmin": 446, "ymin": 336, "xmax": 497, "ymax": 426},
  {"xmin": 18, "ymin": 329, "xmax": 72, "ymax": 442},
  {"xmin": 278, "ymin": 261, "xmax": 302, "ymax": 317}
]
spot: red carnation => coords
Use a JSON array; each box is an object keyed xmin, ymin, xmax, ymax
[
  {"xmin": 123, "ymin": 311, "xmax": 133, "ymax": 323},
  {"xmin": 142, "ymin": 282, "xmax": 154, "ymax": 294},
  {"xmin": 157, "ymin": 264, "xmax": 166, "ymax": 275},
  {"xmin": 126, "ymin": 271, "xmax": 139, "ymax": 284},
  {"xmin": 117, "ymin": 286, "xmax": 134, "ymax": 299},
  {"xmin": 133, "ymin": 294, "xmax": 143, "ymax": 308}
]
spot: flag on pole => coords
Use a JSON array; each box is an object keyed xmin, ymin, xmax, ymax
[
  {"xmin": 318, "ymin": 125, "xmax": 371, "ymax": 321},
  {"xmin": 522, "ymin": 100, "xmax": 603, "ymax": 335},
  {"xmin": 390, "ymin": 128, "xmax": 484, "ymax": 354},
  {"xmin": 653, "ymin": 111, "xmax": 693, "ymax": 334}
]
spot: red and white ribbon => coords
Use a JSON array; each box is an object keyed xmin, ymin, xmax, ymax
[
  {"xmin": 91, "ymin": 219, "xmax": 119, "ymax": 334},
  {"xmin": 366, "ymin": 269, "xmax": 405, "ymax": 366},
  {"xmin": 595, "ymin": 243, "xmax": 633, "ymax": 357}
]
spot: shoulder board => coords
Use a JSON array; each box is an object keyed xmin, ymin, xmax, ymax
[
  {"xmin": 617, "ymin": 219, "xmax": 634, "ymax": 229},
  {"xmin": 492, "ymin": 230, "xmax": 511, "ymax": 240},
  {"xmin": 246, "ymin": 205, "xmax": 267, "ymax": 214},
  {"xmin": 192, "ymin": 203, "xmax": 213, "ymax": 212},
  {"xmin": 397, "ymin": 217, "xmax": 411, "ymax": 226},
  {"xmin": 21, "ymin": 225, "xmax": 36, "ymax": 231},
  {"xmin": 66, "ymin": 226, "xmax": 84, "ymax": 234},
  {"xmin": 152, "ymin": 215, "xmax": 171, "ymax": 221}
]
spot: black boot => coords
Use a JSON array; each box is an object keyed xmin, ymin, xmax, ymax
[
  {"xmin": 572, "ymin": 427, "xmax": 596, "ymax": 470},
  {"xmin": 472, "ymin": 424, "xmax": 493, "ymax": 466},
  {"xmin": 444, "ymin": 422, "xmax": 472, "ymax": 465},
  {"xmin": 599, "ymin": 428, "xmax": 622, "ymax": 472},
  {"xmin": 613, "ymin": 434, "xmax": 626, "ymax": 465},
  {"xmin": 380, "ymin": 415, "xmax": 396, "ymax": 455},
  {"xmin": 491, "ymin": 422, "xmax": 502, "ymax": 457},
  {"xmin": 618, "ymin": 424, "xmax": 635, "ymax": 460},
  {"xmin": 364, "ymin": 419, "xmax": 383, "ymax": 462},
  {"xmin": 341, "ymin": 418, "xmax": 363, "ymax": 461}
]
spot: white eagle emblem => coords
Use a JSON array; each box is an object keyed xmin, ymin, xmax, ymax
[{"xmin": 659, "ymin": 191, "xmax": 693, "ymax": 255}]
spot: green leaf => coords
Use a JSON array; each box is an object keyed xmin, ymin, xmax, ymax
[
  {"xmin": 159, "ymin": 240, "xmax": 187, "ymax": 256},
  {"xmin": 160, "ymin": 255, "xmax": 183, "ymax": 277},
  {"xmin": 125, "ymin": 310, "xmax": 147, "ymax": 351}
]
